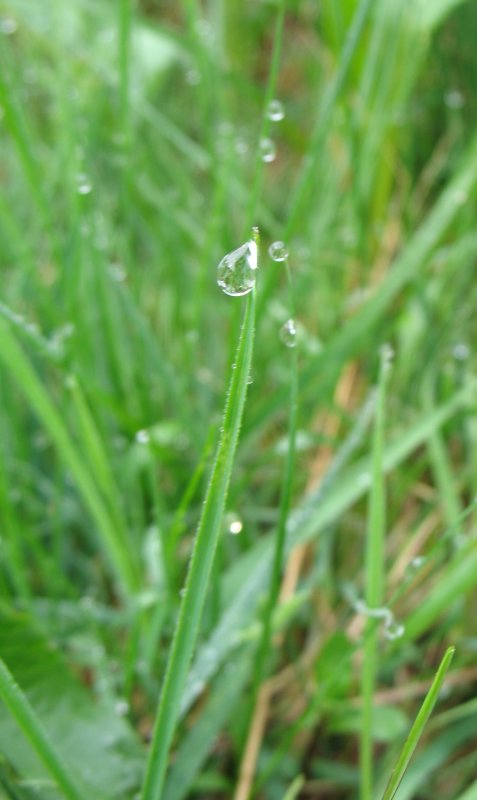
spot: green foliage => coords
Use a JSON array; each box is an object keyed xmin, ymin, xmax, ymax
[{"xmin": 1, "ymin": 0, "xmax": 477, "ymax": 798}]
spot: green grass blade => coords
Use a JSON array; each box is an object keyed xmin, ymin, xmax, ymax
[
  {"xmin": 141, "ymin": 288, "xmax": 256, "ymax": 800},
  {"xmin": 0, "ymin": 659, "xmax": 88, "ymax": 800},
  {"xmin": 360, "ymin": 348, "xmax": 391, "ymax": 800},
  {"xmin": 0, "ymin": 319, "xmax": 140, "ymax": 596},
  {"xmin": 380, "ymin": 646, "xmax": 455, "ymax": 800}
]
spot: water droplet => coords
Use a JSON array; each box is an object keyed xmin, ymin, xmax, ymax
[
  {"xmin": 235, "ymin": 137, "xmax": 248, "ymax": 156},
  {"xmin": 179, "ymin": 587, "xmax": 187, "ymax": 598},
  {"xmin": 452, "ymin": 342, "xmax": 470, "ymax": 361},
  {"xmin": 384, "ymin": 618, "xmax": 405, "ymax": 641},
  {"xmin": 0, "ymin": 18, "xmax": 17, "ymax": 35},
  {"xmin": 246, "ymin": 371, "xmax": 254, "ymax": 385},
  {"xmin": 444, "ymin": 89, "xmax": 464, "ymax": 109},
  {"xmin": 185, "ymin": 69, "xmax": 201, "ymax": 86},
  {"xmin": 217, "ymin": 239, "xmax": 258, "ymax": 297},
  {"xmin": 380, "ymin": 343, "xmax": 394, "ymax": 370},
  {"xmin": 77, "ymin": 174, "xmax": 92, "ymax": 195},
  {"xmin": 108, "ymin": 263, "xmax": 127, "ymax": 282},
  {"xmin": 267, "ymin": 99, "xmax": 285, "ymax": 122},
  {"xmin": 355, "ymin": 600, "xmax": 392, "ymax": 623},
  {"xmin": 268, "ymin": 241, "xmax": 289, "ymax": 262},
  {"xmin": 114, "ymin": 699, "xmax": 129, "ymax": 716},
  {"xmin": 224, "ymin": 513, "xmax": 243, "ymax": 535},
  {"xmin": 407, "ymin": 555, "xmax": 427, "ymax": 578},
  {"xmin": 135, "ymin": 430, "xmax": 150, "ymax": 445},
  {"xmin": 259, "ymin": 137, "xmax": 276, "ymax": 163},
  {"xmin": 280, "ymin": 318, "xmax": 297, "ymax": 348}
]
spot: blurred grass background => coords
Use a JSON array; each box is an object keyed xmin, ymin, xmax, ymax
[{"xmin": 1, "ymin": 0, "xmax": 477, "ymax": 798}]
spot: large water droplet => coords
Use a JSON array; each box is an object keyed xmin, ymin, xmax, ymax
[
  {"xmin": 280, "ymin": 318, "xmax": 297, "ymax": 348},
  {"xmin": 259, "ymin": 137, "xmax": 276, "ymax": 163},
  {"xmin": 217, "ymin": 239, "xmax": 258, "ymax": 297},
  {"xmin": 269, "ymin": 241, "xmax": 288, "ymax": 262},
  {"xmin": 135, "ymin": 429, "xmax": 150, "ymax": 444},
  {"xmin": 452, "ymin": 342, "xmax": 470, "ymax": 361},
  {"xmin": 267, "ymin": 99, "xmax": 285, "ymax": 122}
]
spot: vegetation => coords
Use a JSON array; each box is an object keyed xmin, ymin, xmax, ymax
[{"xmin": 1, "ymin": 1, "xmax": 477, "ymax": 798}]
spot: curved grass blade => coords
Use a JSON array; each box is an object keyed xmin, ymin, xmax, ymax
[
  {"xmin": 141, "ymin": 288, "xmax": 256, "ymax": 800},
  {"xmin": 380, "ymin": 646, "xmax": 455, "ymax": 800},
  {"xmin": 0, "ymin": 659, "xmax": 88, "ymax": 800}
]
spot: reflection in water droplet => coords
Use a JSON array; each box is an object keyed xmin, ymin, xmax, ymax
[
  {"xmin": 383, "ymin": 618, "xmax": 405, "ymax": 641},
  {"xmin": 267, "ymin": 99, "xmax": 285, "ymax": 122},
  {"xmin": 280, "ymin": 318, "xmax": 297, "ymax": 348},
  {"xmin": 269, "ymin": 241, "xmax": 289, "ymax": 262},
  {"xmin": 217, "ymin": 239, "xmax": 258, "ymax": 297},
  {"xmin": 259, "ymin": 137, "xmax": 276, "ymax": 163},
  {"xmin": 135, "ymin": 430, "xmax": 150, "ymax": 444},
  {"xmin": 77, "ymin": 174, "xmax": 92, "ymax": 195}
]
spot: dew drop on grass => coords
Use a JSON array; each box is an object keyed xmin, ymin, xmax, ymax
[
  {"xmin": 179, "ymin": 588, "xmax": 186, "ymax": 598},
  {"xmin": 452, "ymin": 342, "xmax": 470, "ymax": 361},
  {"xmin": 225, "ymin": 513, "xmax": 243, "ymax": 535},
  {"xmin": 384, "ymin": 618, "xmax": 405, "ymax": 641},
  {"xmin": 114, "ymin": 699, "xmax": 129, "ymax": 716},
  {"xmin": 269, "ymin": 241, "xmax": 288, "ymax": 262},
  {"xmin": 407, "ymin": 555, "xmax": 427, "ymax": 577},
  {"xmin": 0, "ymin": 18, "xmax": 18, "ymax": 35},
  {"xmin": 259, "ymin": 137, "xmax": 276, "ymax": 163},
  {"xmin": 217, "ymin": 239, "xmax": 258, "ymax": 297},
  {"xmin": 280, "ymin": 318, "xmax": 297, "ymax": 347},
  {"xmin": 77, "ymin": 174, "xmax": 92, "ymax": 195},
  {"xmin": 267, "ymin": 99, "xmax": 285, "ymax": 122},
  {"xmin": 444, "ymin": 89, "xmax": 464, "ymax": 109},
  {"xmin": 135, "ymin": 429, "xmax": 150, "ymax": 444}
]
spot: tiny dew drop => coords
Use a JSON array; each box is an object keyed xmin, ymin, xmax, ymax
[
  {"xmin": 135, "ymin": 429, "xmax": 150, "ymax": 445},
  {"xmin": 77, "ymin": 173, "xmax": 92, "ymax": 195},
  {"xmin": 179, "ymin": 587, "xmax": 186, "ymax": 598},
  {"xmin": 0, "ymin": 18, "xmax": 17, "ymax": 35},
  {"xmin": 280, "ymin": 318, "xmax": 297, "ymax": 348},
  {"xmin": 269, "ymin": 241, "xmax": 288, "ymax": 262},
  {"xmin": 259, "ymin": 137, "xmax": 276, "ymax": 163},
  {"xmin": 267, "ymin": 99, "xmax": 285, "ymax": 122},
  {"xmin": 224, "ymin": 512, "xmax": 243, "ymax": 535},
  {"xmin": 114, "ymin": 699, "xmax": 129, "ymax": 717},
  {"xmin": 384, "ymin": 618, "xmax": 405, "ymax": 641},
  {"xmin": 217, "ymin": 239, "xmax": 258, "ymax": 297}
]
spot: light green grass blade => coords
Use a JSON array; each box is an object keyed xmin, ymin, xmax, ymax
[
  {"xmin": 380, "ymin": 646, "xmax": 455, "ymax": 800},
  {"xmin": 0, "ymin": 658, "xmax": 88, "ymax": 800},
  {"xmin": 360, "ymin": 348, "xmax": 390, "ymax": 800},
  {"xmin": 141, "ymin": 288, "xmax": 256, "ymax": 800}
]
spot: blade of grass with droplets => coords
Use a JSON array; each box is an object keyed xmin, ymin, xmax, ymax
[
  {"xmin": 360, "ymin": 348, "xmax": 391, "ymax": 800},
  {"xmin": 141, "ymin": 288, "xmax": 256, "ymax": 800},
  {"xmin": 0, "ymin": 658, "xmax": 88, "ymax": 800},
  {"xmin": 380, "ymin": 646, "xmax": 455, "ymax": 800}
]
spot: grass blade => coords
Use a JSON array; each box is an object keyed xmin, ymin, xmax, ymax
[
  {"xmin": 0, "ymin": 658, "xmax": 88, "ymax": 800},
  {"xmin": 360, "ymin": 347, "xmax": 391, "ymax": 800},
  {"xmin": 141, "ymin": 288, "xmax": 256, "ymax": 800},
  {"xmin": 381, "ymin": 646, "xmax": 456, "ymax": 800}
]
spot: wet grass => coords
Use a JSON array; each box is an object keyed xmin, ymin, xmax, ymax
[{"xmin": 1, "ymin": 1, "xmax": 477, "ymax": 799}]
